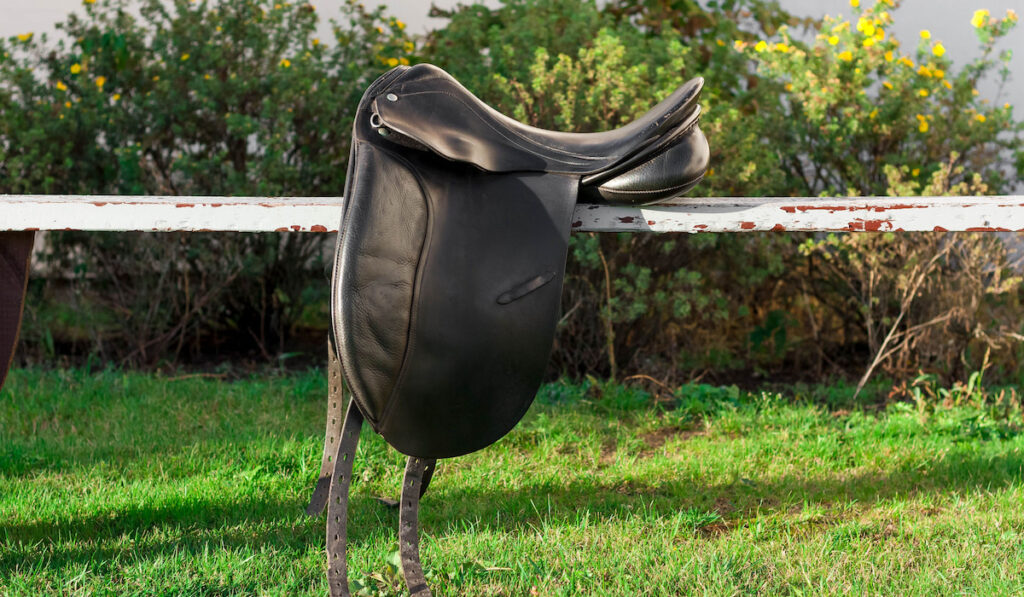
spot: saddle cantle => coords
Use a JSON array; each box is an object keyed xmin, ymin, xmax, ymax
[{"xmin": 309, "ymin": 63, "xmax": 709, "ymax": 596}]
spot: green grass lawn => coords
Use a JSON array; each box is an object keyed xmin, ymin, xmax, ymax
[{"xmin": 1, "ymin": 369, "xmax": 1023, "ymax": 596}]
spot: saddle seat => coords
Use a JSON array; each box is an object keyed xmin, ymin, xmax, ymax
[{"xmin": 371, "ymin": 64, "xmax": 709, "ymax": 204}]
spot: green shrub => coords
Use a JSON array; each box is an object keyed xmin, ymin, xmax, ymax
[{"xmin": 1, "ymin": 0, "xmax": 415, "ymax": 364}]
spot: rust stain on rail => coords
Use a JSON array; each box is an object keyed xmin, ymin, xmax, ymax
[
  {"xmin": 781, "ymin": 203, "xmax": 928, "ymax": 214},
  {"xmin": 845, "ymin": 219, "xmax": 893, "ymax": 231}
]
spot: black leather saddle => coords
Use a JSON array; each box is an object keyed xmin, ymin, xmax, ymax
[{"xmin": 306, "ymin": 63, "xmax": 709, "ymax": 596}]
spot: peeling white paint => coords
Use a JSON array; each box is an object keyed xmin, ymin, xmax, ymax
[{"xmin": 1, "ymin": 195, "xmax": 1023, "ymax": 233}]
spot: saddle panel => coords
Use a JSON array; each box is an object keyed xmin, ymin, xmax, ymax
[{"xmin": 371, "ymin": 64, "xmax": 705, "ymax": 177}]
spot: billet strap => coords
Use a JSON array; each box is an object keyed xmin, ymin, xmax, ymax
[
  {"xmin": 419, "ymin": 459, "xmax": 436, "ymax": 499},
  {"xmin": 400, "ymin": 456, "xmax": 437, "ymax": 597},
  {"xmin": 307, "ymin": 335, "xmax": 348, "ymax": 517},
  {"xmin": 0, "ymin": 232, "xmax": 34, "ymax": 392},
  {"xmin": 326, "ymin": 399, "xmax": 364, "ymax": 597}
]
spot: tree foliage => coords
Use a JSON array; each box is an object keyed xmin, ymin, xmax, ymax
[{"xmin": 1, "ymin": 0, "xmax": 1022, "ymax": 385}]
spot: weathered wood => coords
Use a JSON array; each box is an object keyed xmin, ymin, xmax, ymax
[{"xmin": 1, "ymin": 195, "xmax": 1023, "ymax": 233}]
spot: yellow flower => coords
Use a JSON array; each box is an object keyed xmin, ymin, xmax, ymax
[
  {"xmin": 280, "ymin": 58, "xmax": 291, "ymax": 67},
  {"xmin": 884, "ymin": 51, "xmax": 894, "ymax": 62},
  {"xmin": 863, "ymin": 37, "xmax": 875, "ymax": 48},
  {"xmin": 883, "ymin": 81, "xmax": 894, "ymax": 89},
  {"xmin": 17, "ymin": 32, "xmax": 33, "ymax": 42},
  {"xmin": 312, "ymin": 38, "xmax": 320, "ymax": 46},
  {"xmin": 775, "ymin": 42, "xmax": 790, "ymax": 53},
  {"xmin": 838, "ymin": 51, "xmax": 853, "ymax": 62},
  {"xmin": 784, "ymin": 83, "xmax": 794, "ymax": 91},
  {"xmin": 395, "ymin": 19, "xmax": 405, "ymax": 30},
  {"xmin": 975, "ymin": 114, "xmax": 987, "ymax": 123},
  {"xmin": 1008, "ymin": 9, "xmax": 1018, "ymax": 23},
  {"xmin": 918, "ymin": 89, "xmax": 929, "ymax": 97},
  {"xmin": 95, "ymin": 75, "xmax": 106, "ymax": 88},
  {"xmin": 972, "ymin": 88, "xmax": 980, "ymax": 96},
  {"xmin": 898, "ymin": 56, "xmax": 914, "ymax": 68},
  {"xmin": 112, "ymin": 93, "xmax": 121, "ymax": 101},
  {"xmin": 874, "ymin": 28, "xmax": 885, "ymax": 41},
  {"xmin": 733, "ymin": 40, "xmax": 745, "ymax": 51},
  {"xmin": 933, "ymin": 69, "xmax": 944, "ymax": 79},
  {"xmin": 919, "ymin": 29, "xmax": 931, "ymax": 39},
  {"xmin": 850, "ymin": 0, "xmax": 859, "ymax": 7},
  {"xmin": 917, "ymin": 65, "xmax": 932, "ymax": 77},
  {"xmin": 932, "ymin": 43, "xmax": 945, "ymax": 57},
  {"xmin": 404, "ymin": 41, "xmax": 414, "ymax": 53},
  {"xmin": 152, "ymin": 75, "xmax": 159, "ymax": 81},
  {"xmin": 399, "ymin": 57, "xmax": 409, "ymax": 66},
  {"xmin": 828, "ymin": 35, "xmax": 840, "ymax": 46},
  {"xmin": 83, "ymin": 0, "xmax": 95, "ymax": 4},
  {"xmin": 943, "ymin": 80, "xmax": 953, "ymax": 90},
  {"xmin": 716, "ymin": 39, "xmax": 725, "ymax": 47},
  {"xmin": 216, "ymin": 26, "xmax": 222, "ymax": 32},
  {"xmin": 754, "ymin": 40, "xmax": 768, "ymax": 52},
  {"xmin": 971, "ymin": 9, "xmax": 990, "ymax": 28},
  {"xmin": 869, "ymin": 108, "xmax": 878, "ymax": 119},
  {"xmin": 56, "ymin": 81, "xmax": 68, "ymax": 91},
  {"xmin": 64, "ymin": 101, "xmax": 72, "ymax": 108},
  {"xmin": 916, "ymin": 114, "xmax": 927, "ymax": 122},
  {"xmin": 386, "ymin": 57, "xmax": 399, "ymax": 67},
  {"xmin": 1006, "ymin": 103, "xmax": 1012, "ymax": 110},
  {"xmin": 204, "ymin": 73, "xmax": 211, "ymax": 80},
  {"xmin": 70, "ymin": 63, "xmax": 82, "ymax": 75},
  {"xmin": 181, "ymin": 53, "xmax": 190, "ymax": 61},
  {"xmin": 912, "ymin": 168, "xmax": 921, "ymax": 176}
]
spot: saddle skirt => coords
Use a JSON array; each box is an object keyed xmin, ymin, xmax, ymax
[{"xmin": 334, "ymin": 63, "xmax": 709, "ymax": 459}]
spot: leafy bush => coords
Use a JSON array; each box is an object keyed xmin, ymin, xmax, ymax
[
  {"xmin": 2, "ymin": 0, "xmax": 1022, "ymax": 392},
  {"xmin": 1, "ymin": 0, "xmax": 415, "ymax": 364},
  {"xmin": 427, "ymin": 0, "xmax": 1024, "ymax": 386}
]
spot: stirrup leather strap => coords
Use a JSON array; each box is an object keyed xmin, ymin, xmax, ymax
[
  {"xmin": 307, "ymin": 336, "xmax": 347, "ymax": 517},
  {"xmin": 400, "ymin": 456, "xmax": 437, "ymax": 597},
  {"xmin": 325, "ymin": 400, "xmax": 364, "ymax": 597}
]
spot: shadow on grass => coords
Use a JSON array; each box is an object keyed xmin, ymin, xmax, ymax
[
  {"xmin": 3, "ymin": 444, "xmax": 1021, "ymax": 579},
  {"xmin": 419, "ymin": 447, "xmax": 1024, "ymax": 534}
]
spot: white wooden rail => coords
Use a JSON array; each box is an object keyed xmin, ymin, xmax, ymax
[{"xmin": 1, "ymin": 195, "xmax": 1023, "ymax": 233}]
